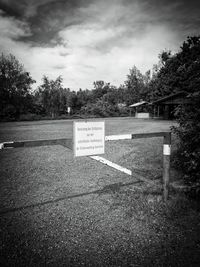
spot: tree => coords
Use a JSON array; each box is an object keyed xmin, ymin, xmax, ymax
[
  {"xmin": 148, "ymin": 40, "xmax": 200, "ymax": 100},
  {"xmin": 0, "ymin": 53, "xmax": 35, "ymax": 120},
  {"xmin": 158, "ymin": 50, "xmax": 172, "ymax": 67},
  {"xmin": 36, "ymin": 76, "xmax": 67, "ymax": 118},
  {"xmin": 102, "ymin": 86, "xmax": 118, "ymax": 105},
  {"xmin": 124, "ymin": 66, "xmax": 148, "ymax": 105},
  {"xmin": 76, "ymin": 89, "xmax": 92, "ymax": 110},
  {"xmin": 81, "ymin": 98, "xmax": 119, "ymax": 117},
  {"xmin": 92, "ymin": 80, "xmax": 110, "ymax": 102}
]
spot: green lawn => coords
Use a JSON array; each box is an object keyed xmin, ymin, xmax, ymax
[{"xmin": 0, "ymin": 118, "xmax": 200, "ymax": 266}]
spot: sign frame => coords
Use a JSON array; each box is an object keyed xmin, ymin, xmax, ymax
[{"xmin": 73, "ymin": 120, "xmax": 105, "ymax": 157}]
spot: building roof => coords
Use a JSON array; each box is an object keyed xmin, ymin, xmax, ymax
[
  {"xmin": 129, "ymin": 101, "xmax": 148, "ymax": 107},
  {"xmin": 151, "ymin": 91, "xmax": 187, "ymax": 105}
]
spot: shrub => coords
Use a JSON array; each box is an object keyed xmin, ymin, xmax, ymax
[
  {"xmin": 172, "ymin": 92, "xmax": 200, "ymax": 199},
  {"xmin": 0, "ymin": 104, "xmax": 17, "ymax": 121},
  {"xmin": 19, "ymin": 113, "xmax": 42, "ymax": 121},
  {"xmin": 80, "ymin": 99, "xmax": 120, "ymax": 117}
]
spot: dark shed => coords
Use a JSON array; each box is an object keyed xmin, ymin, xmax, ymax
[{"xmin": 151, "ymin": 91, "xmax": 191, "ymax": 119}]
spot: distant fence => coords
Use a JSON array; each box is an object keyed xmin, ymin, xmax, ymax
[{"xmin": 0, "ymin": 131, "xmax": 171, "ymax": 201}]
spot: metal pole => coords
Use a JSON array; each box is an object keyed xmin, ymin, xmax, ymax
[
  {"xmin": 163, "ymin": 132, "xmax": 171, "ymax": 201},
  {"xmin": 153, "ymin": 106, "xmax": 156, "ymax": 118}
]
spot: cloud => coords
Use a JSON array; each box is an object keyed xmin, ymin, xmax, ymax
[
  {"xmin": 0, "ymin": 0, "xmax": 200, "ymax": 90},
  {"xmin": 0, "ymin": 9, "xmax": 31, "ymax": 39},
  {"xmin": 0, "ymin": 0, "xmax": 92, "ymax": 45},
  {"xmin": 54, "ymin": 0, "xmax": 181, "ymax": 87},
  {"xmin": 0, "ymin": 10, "xmax": 33, "ymax": 67},
  {"xmin": 0, "ymin": 9, "xmax": 68, "ymax": 85}
]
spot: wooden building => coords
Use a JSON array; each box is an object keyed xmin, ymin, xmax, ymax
[
  {"xmin": 151, "ymin": 91, "xmax": 190, "ymax": 119},
  {"xmin": 129, "ymin": 101, "xmax": 150, "ymax": 118}
]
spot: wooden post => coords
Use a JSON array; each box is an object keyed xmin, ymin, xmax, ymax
[{"xmin": 163, "ymin": 132, "xmax": 171, "ymax": 201}]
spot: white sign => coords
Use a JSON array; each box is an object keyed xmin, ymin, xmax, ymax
[
  {"xmin": 73, "ymin": 121, "xmax": 105, "ymax": 157},
  {"xmin": 67, "ymin": 107, "xmax": 71, "ymax": 114},
  {"xmin": 163, "ymin": 144, "xmax": 171, "ymax": 155}
]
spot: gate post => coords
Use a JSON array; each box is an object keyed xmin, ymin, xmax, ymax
[{"xmin": 163, "ymin": 132, "xmax": 171, "ymax": 201}]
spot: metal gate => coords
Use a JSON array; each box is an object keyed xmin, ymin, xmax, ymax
[{"xmin": 0, "ymin": 131, "xmax": 171, "ymax": 201}]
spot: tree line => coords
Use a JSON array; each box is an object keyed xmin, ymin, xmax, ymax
[
  {"xmin": 1, "ymin": 36, "xmax": 199, "ymax": 121},
  {"xmin": 1, "ymin": 45, "xmax": 191, "ymax": 121},
  {"xmin": 0, "ymin": 55, "xmax": 156, "ymax": 120}
]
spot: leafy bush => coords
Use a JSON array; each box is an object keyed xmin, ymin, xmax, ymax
[
  {"xmin": 172, "ymin": 92, "xmax": 200, "ymax": 199},
  {"xmin": 19, "ymin": 113, "xmax": 42, "ymax": 121},
  {"xmin": 81, "ymin": 99, "xmax": 120, "ymax": 117},
  {"xmin": 0, "ymin": 104, "xmax": 16, "ymax": 121}
]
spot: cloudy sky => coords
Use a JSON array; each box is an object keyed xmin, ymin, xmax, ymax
[{"xmin": 0, "ymin": 0, "xmax": 199, "ymax": 90}]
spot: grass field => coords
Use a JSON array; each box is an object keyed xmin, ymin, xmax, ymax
[{"xmin": 0, "ymin": 118, "xmax": 200, "ymax": 266}]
